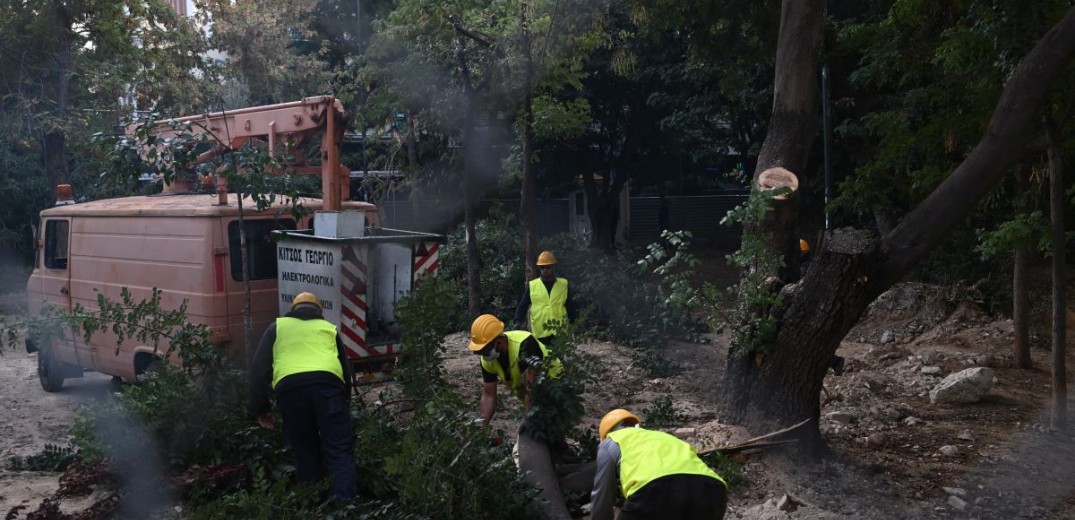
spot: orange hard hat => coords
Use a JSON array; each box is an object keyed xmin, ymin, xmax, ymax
[
  {"xmin": 536, "ymin": 250, "xmax": 557, "ymax": 266},
  {"xmin": 599, "ymin": 409, "xmax": 641, "ymax": 441},
  {"xmin": 291, "ymin": 292, "xmax": 322, "ymax": 311},
  {"xmin": 799, "ymin": 239, "xmax": 810, "ymax": 253},
  {"xmin": 468, "ymin": 314, "xmax": 505, "ymax": 352}
]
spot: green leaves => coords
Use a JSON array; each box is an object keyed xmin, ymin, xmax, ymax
[
  {"xmin": 395, "ymin": 277, "xmax": 463, "ymax": 399},
  {"xmin": 976, "ymin": 210, "xmax": 1063, "ymax": 259},
  {"xmin": 721, "ymin": 189, "xmax": 786, "ymax": 357}
]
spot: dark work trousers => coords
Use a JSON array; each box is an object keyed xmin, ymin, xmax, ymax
[
  {"xmin": 619, "ymin": 474, "xmax": 728, "ymax": 520},
  {"xmin": 277, "ymin": 383, "xmax": 357, "ymax": 501}
]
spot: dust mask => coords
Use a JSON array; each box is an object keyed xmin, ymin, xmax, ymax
[{"xmin": 482, "ymin": 349, "xmax": 500, "ymax": 363}]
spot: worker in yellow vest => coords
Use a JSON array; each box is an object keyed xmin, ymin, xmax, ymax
[
  {"xmin": 468, "ymin": 313, "xmax": 563, "ymax": 427},
  {"xmin": 514, "ymin": 250, "xmax": 575, "ymax": 346},
  {"xmin": 249, "ymin": 292, "xmax": 357, "ymax": 501},
  {"xmin": 591, "ymin": 409, "xmax": 728, "ymax": 520}
]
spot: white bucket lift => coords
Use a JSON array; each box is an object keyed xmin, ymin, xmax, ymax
[{"xmin": 274, "ymin": 210, "xmax": 444, "ymax": 369}]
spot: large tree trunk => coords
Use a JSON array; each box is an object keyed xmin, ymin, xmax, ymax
[
  {"xmin": 724, "ymin": 0, "xmax": 825, "ymax": 432},
  {"xmin": 724, "ymin": 5, "xmax": 1075, "ymax": 451},
  {"xmin": 1047, "ymin": 124, "xmax": 1067, "ymax": 429},
  {"xmin": 727, "ymin": 229, "xmax": 880, "ymax": 452},
  {"xmin": 1013, "ymin": 168, "xmax": 1032, "ymax": 369}
]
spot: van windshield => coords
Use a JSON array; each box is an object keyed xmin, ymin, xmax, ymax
[{"xmin": 228, "ymin": 219, "xmax": 296, "ymax": 281}]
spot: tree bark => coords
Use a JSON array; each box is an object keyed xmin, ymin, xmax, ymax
[
  {"xmin": 43, "ymin": 129, "xmax": 70, "ymax": 197},
  {"xmin": 43, "ymin": 4, "xmax": 75, "ymax": 197},
  {"xmin": 452, "ymin": 17, "xmax": 483, "ymax": 320},
  {"xmin": 753, "ymin": 0, "xmax": 824, "ymax": 176},
  {"xmin": 517, "ymin": 432, "xmax": 571, "ymax": 520},
  {"xmin": 724, "ymin": 5, "xmax": 1075, "ymax": 450},
  {"xmin": 1013, "ymin": 168, "xmax": 1032, "ymax": 369},
  {"xmin": 1047, "ymin": 124, "xmax": 1067, "ymax": 429},
  {"xmin": 519, "ymin": 3, "xmax": 538, "ymax": 281},
  {"xmin": 727, "ymin": 229, "xmax": 879, "ymax": 452},
  {"xmin": 725, "ymin": 0, "xmax": 824, "ymax": 434}
]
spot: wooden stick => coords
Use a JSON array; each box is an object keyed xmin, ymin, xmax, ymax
[
  {"xmin": 698, "ymin": 418, "xmax": 812, "ymax": 456},
  {"xmin": 707, "ymin": 439, "xmax": 798, "ymax": 456}
]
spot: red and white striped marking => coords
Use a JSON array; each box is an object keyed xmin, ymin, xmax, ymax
[
  {"xmin": 339, "ymin": 244, "xmax": 370, "ymax": 359},
  {"xmin": 413, "ymin": 241, "xmax": 440, "ymax": 285}
]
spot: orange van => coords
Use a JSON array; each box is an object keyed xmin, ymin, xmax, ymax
[{"xmin": 25, "ymin": 193, "xmax": 377, "ymax": 391}]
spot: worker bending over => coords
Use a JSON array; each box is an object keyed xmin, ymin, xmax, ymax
[
  {"xmin": 514, "ymin": 250, "xmax": 575, "ymax": 346},
  {"xmin": 468, "ymin": 313, "xmax": 562, "ymax": 427},
  {"xmin": 249, "ymin": 292, "xmax": 357, "ymax": 501},
  {"xmin": 591, "ymin": 409, "xmax": 727, "ymax": 520}
]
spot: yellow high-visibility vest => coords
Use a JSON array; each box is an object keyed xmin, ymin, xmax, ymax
[
  {"xmin": 607, "ymin": 427, "xmax": 726, "ymax": 498},
  {"xmin": 480, "ymin": 331, "xmax": 563, "ymax": 399},
  {"xmin": 272, "ymin": 317, "xmax": 344, "ymax": 388},
  {"xmin": 529, "ymin": 277, "xmax": 568, "ymax": 338}
]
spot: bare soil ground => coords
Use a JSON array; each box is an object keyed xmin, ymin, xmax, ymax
[
  {"xmin": 4, "ymin": 281, "xmax": 1075, "ymax": 519},
  {"xmin": 0, "ymin": 348, "xmax": 113, "ymax": 516}
]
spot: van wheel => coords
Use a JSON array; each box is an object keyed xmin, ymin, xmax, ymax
[
  {"xmin": 38, "ymin": 349, "xmax": 65, "ymax": 392},
  {"xmin": 135, "ymin": 355, "xmax": 163, "ymax": 383}
]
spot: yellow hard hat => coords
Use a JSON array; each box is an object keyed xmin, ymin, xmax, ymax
[
  {"xmin": 291, "ymin": 292, "xmax": 322, "ymax": 311},
  {"xmin": 536, "ymin": 250, "xmax": 557, "ymax": 266},
  {"xmin": 468, "ymin": 314, "xmax": 505, "ymax": 352},
  {"xmin": 799, "ymin": 239, "xmax": 810, "ymax": 253},
  {"xmin": 599, "ymin": 409, "xmax": 641, "ymax": 441}
]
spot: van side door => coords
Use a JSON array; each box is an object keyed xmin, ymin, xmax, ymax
[{"xmin": 33, "ymin": 218, "xmax": 79, "ymax": 363}]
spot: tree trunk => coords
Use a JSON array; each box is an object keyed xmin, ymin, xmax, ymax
[
  {"xmin": 43, "ymin": 129, "xmax": 70, "ymax": 197},
  {"xmin": 753, "ymin": 0, "xmax": 824, "ymax": 176},
  {"xmin": 581, "ymin": 170, "xmax": 626, "ymax": 251},
  {"xmin": 519, "ymin": 3, "xmax": 538, "ymax": 281},
  {"xmin": 1013, "ymin": 168, "xmax": 1032, "ymax": 369},
  {"xmin": 1047, "ymin": 124, "xmax": 1067, "ymax": 429},
  {"xmin": 453, "ymin": 18, "xmax": 483, "ymax": 320},
  {"xmin": 724, "ymin": 5, "xmax": 1075, "ymax": 450},
  {"xmin": 725, "ymin": 0, "xmax": 824, "ymax": 434},
  {"xmin": 726, "ymin": 229, "xmax": 879, "ymax": 452},
  {"xmin": 406, "ymin": 114, "xmax": 419, "ymax": 170},
  {"xmin": 44, "ymin": 6, "xmax": 75, "ymax": 197},
  {"xmin": 878, "ymin": 7, "xmax": 1075, "ymax": 287},
  {"xmin": 517, "ymin": 432, "xmax": 571, "ymax": 520}
]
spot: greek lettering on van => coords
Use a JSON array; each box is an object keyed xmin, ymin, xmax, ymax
[
  {"xmin": 280, "ymin": 292, "xmax": 334, "ymax": 311},
  {"xmin": 279, "ymin": 271, "xmax": 335, "ymax": 287},
  {"xmin": 305, "ymin": 250, "xmax": 334, "ymax": 266},
  {"xmin": 278, "ymin": 247, "xmax": 303, "ymax": 262}
]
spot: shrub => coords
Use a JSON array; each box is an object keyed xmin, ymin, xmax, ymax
[
  {"xmin": 438, "ymin": 208, "xmax": 526, "ymax": 326},
  {"xmin": 524, "ymin": 317, "xmax": 600, "ymax": 448},
  {"xmin": 5, "ymin": 444, "xmax": 78, "ymax": 472},
  {"xmin": 395, "ymin": 277, "xmax": 463, "ymax": 399},
  {"xmin": 640, "ymin": 396, "xmax": 686, "ymax": 429}
]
